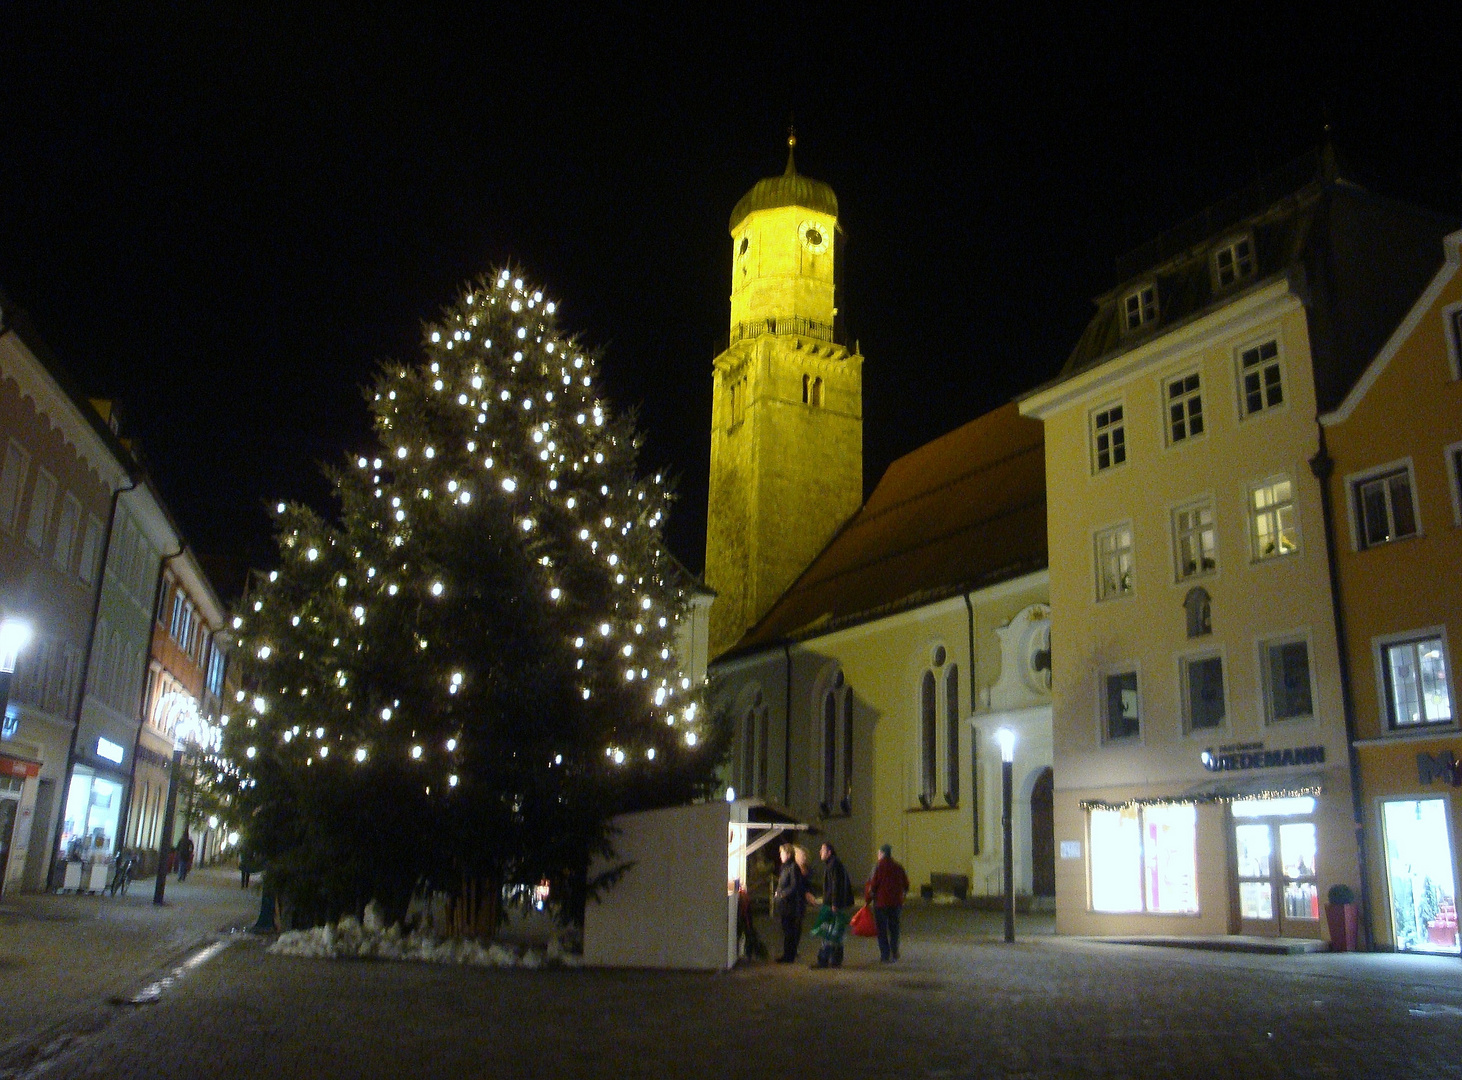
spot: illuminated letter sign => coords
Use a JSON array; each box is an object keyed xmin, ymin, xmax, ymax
[{"xmin": 96, "ymin": 737, "xmax": 125, "ymax": 764}]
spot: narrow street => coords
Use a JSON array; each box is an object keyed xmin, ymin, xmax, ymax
[{"xmin": 2, "ymin": 874, "xmax": 1460, "ymax": 1079}]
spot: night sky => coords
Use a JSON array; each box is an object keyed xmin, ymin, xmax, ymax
[{"xmin": 1, "ymin": 6, "xmax": 1456, "ymax": 587}]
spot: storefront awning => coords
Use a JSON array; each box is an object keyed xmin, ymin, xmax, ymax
[{"xmin": 1079, "ymin": 773, "xmax": 1324, "ymax": 810}]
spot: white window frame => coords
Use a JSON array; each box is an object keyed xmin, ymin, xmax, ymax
[
  {"xmin": 1094, "ymin": 521, "xmax": 1135, "ymax": 601},
  {"xmin": 1236, "ymin": 336, "xmax": 1286, "ymax": 419},
  {"xmin": 1447, "ymin": 440, "xmax": 1462, "ymax": 527},
  {"xmin": 1099, "ymin": 663, "xmax": 1142, "ymax": 744},
  {"xmin": 1248, "ymin": 474, "xmax": 1300, "ymax": 562},
  {"xmin": 0, "ymin": 439, "xmax": 30, "ymax": 534},
  {"xmin": 1171, "ymin": 497, "xmax": 1218, "ymax": 582},
  {"xmin": 52, "ymin": 493, "xmax": 81, "ymax": 574},
  {"xmin": 25, "ymin": 467, "xmax": 56, "ymax": 552},
  {"xmin": 1373, "ymin": 627, "xmax": 1455, "ymax": 733},
  {"xmin": 1346, "ymin": 457, "xmax": 1422, "ymax": 551},
  {"xmin": 1258, "ymin": 631, "xmax": 1317, "ymax": 725},
  {"xmin": 1122, "ymin": 283, "xmax": 1158, "ymax": 333},
  {"xmin": 1164, "ymin": 368, "xmax": 1205, "ymax": 446},
  {"xmin": 1089, "ymin": 401, "xmax": 1127, "ymax": 474},
  {"xmin": 1086, "ymin": 802, "xmax": 1200, "ymax": 914},
  {"xmin": 1444, "ymin": 301, "xmax": 1462, "ymax": 382},
  {"xmin": 1178, "ymin": 648, "xmax": 1228, "ymax": 735},
  {"xmin": 78, "ymin": 514, "xmax": 104, "ymax": 586},
  {"xmin": 1213, "ymin": 234, "xmax": 1256, "ymax": 290}
]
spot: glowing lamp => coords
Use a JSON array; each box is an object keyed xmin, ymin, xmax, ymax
[
  {"xmin": 0, "ymin": 618, "xmax": 33, "ymax": 674},
  {"xmin": 996, "ymin": 727, "xmax": 1016, "ymax": 764}
]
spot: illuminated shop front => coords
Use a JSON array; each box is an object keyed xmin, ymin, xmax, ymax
[
  {"xmin": 60, "ymin": 766, "xmax": 125, "ymax": 863},
  {"xmin": 1066, "ymin": 764, "xmax": 1352, "ymax": 940}
]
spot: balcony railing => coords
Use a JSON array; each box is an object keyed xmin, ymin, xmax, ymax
[{"xmin": 730, "ymin": 315, "xmax": 842, "ymax": 347}]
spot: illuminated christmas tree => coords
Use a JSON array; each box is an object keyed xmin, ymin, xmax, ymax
[{"xmin": 223, "ymin": 267, "xmax": 724, "ymax": 928}]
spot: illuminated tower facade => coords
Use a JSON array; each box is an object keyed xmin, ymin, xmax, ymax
[{"xmin": 705, "ymin": 136, "xmax": 864, "ymax": 656}]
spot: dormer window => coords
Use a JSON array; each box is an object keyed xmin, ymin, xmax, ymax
[
  {"xmin": 1122, "ymin": 284, "xmax": 1158, "ymax": 332},
  {"xmin": 1214, "ymin": 236, "xmax": 1256, "ymax": 289}
]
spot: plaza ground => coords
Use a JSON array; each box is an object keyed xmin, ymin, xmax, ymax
[{"xmin": 2, "ymin": 873, "xmax": 1462, "ymax": 1078}]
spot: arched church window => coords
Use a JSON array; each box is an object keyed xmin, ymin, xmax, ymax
[
  {"xmin": 822, "ymin": 689, "xmax": 837, "ymax": 813},
  {"xmin": 740, "ymin": 689, "xmax": 768, "ymax": 797},
  {"xmin": 920, "ymin": 669, "xmax": 937, "ymax": 808},
  {"xmin": 820, "ymin": 670, "xmax": 852, "ymax": 815},
  {"xmin": 841, "ymin": 686, "xmax": 853, "ymax": 814},
  {"xmin": 944, "ymin": 664, "xmax": 960, "ymax": 806}
]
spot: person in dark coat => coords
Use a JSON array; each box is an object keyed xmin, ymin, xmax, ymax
[
  {"xmin": 773, "ymin": 843, "xmax": 807, "ymax": 963},
  {"xmin": 176, "ymin": 832, "xmax": 195, "ymax": 882},
  {"xmin": 811, "ymin": 842, "xmax": 855, "ymax": 968},
  {"xmin": 866, "ymin": 843, "xmax": 911, "ymax": 962}
]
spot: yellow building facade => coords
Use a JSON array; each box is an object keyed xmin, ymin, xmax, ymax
[
  {"xmin": 1019, "ymin": 163, "xmax": 1449, "ymax": 941},
  {"xmin": 705, "ymin": 140, "xmax": 863, "ymax": 657},
  {"xmin": 1320, "ymin": 229, "xmax": 1462, "ymax": 952}
]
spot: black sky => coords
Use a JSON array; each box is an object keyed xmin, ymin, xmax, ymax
[{"xmin": 0, "ymin": 4, "xmax": 1456, "ymax": 585}]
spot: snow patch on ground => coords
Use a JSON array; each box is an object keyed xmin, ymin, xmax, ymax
[{"xmin": 268, "ymin": 913, "xmax": 581, "ymax": 969}]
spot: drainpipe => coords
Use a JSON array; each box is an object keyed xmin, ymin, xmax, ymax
[
  {"xmin": 49, "ymin": 474, "xmax": 134, "ymax": 887},
  {"xmin": 783, "ymin": 643, "xmax": 793, "ymax": 806},
  {"xmin": 964, "ymin": 591, "xmax": 979, "ymax": 855},
  {"xmin": 1309, "ymin": 423, "xmax": 1372, "ymax": 949}
]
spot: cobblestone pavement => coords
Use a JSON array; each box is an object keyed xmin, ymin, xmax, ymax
[
  {"xmin": 0, "ymin": 866, "xmax": 258, "ymax": 1070},
  {"xmin": 7, "ymin": 904, "xmax": 1462, "ymax": 1079}
]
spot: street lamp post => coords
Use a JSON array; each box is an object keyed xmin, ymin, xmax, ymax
[
  {"xmin": 0, "ymin": 618, "xmax": 34, "ymax": 725},
  {"xmin": 153, "ymin": 700, "xmax": 214, "ymax": 905},
  {"xmin": 996, "ymin": 727, "xmax": 1016, "ymax": 944}
]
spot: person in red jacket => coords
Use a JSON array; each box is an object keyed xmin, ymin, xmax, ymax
[{"xmin": 866, "ymin": 843, "xmax": 910, "ymax": 962}]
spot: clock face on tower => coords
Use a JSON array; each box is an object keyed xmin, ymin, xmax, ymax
[{"xmin": 798, "ymin": 220, "xmax": 829, "ymax": 254}]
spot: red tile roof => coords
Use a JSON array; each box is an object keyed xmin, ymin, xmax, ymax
[{"xmin": 728, "ymin": 402, "xmax": 1046, "ymax": 655}]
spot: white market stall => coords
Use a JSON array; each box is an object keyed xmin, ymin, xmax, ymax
[{"xmin": 582, "ymin": 798, "xmax": 806, "ymax": 970}]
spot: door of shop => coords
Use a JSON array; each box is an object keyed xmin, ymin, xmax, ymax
[
  {"xmin": 1381, "ymin": 798, "xmax": 1459, "ymax": 954},
  {"xmin": 0, "ymin": 787, "xmax": 19, "ymax": 896},
  {"xmin": 1232, "ymin": 800, "xmax": 1320, "ymax": 938}
]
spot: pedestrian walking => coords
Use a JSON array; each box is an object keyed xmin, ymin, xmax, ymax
[
  {"xmin": 810, "ymin": 842, "xmax": 855, "ymax": 968},
  {"xmin": 773, "ymin": 843, "xmax": 807, "ymax": 963},
  {"xmin": 866, "ymin": 843, "xmax": 910, "ymax": 962},
  {"xmin": 176, "ymin": 832, "xmax": 195, "ymax": 882}
]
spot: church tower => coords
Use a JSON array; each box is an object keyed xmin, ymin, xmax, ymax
[{"xmin": 705, "ymin": 135, "xmax": 864, "ymax": 656}]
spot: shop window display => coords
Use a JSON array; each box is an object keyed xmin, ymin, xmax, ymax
[
  {"xmin": 1382, "ymin": 799, "xmax": 1459, "ymax": 954},
  {"xmin": 1089, "ymin": 803, "xmax": 1198, "ymax": 914}
]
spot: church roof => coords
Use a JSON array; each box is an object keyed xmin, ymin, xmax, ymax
[
  {"xmin": 725, "ymin": 402, "xmax": 1046, "ymax": 656},
  {"xmin": 729, "ymin": 141, "xmax": 838, "ymax": 232}
]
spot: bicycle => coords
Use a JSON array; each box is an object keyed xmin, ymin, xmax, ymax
[{"xmin": 107, "ymin": 851, "xmax": 136, "ymax": 897}]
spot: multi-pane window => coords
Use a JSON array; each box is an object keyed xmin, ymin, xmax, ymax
[
  {"xmin": 1239, "ymin": 339, "xmax": 1283, "ymax": 416},
  {"xmin": 1105, "ymin": 671, "xmax": 1140, "ymax": 741},
  {"xmin": 1123, "ymin": 285, "xmax": 1157, "ymax": 332},
  {"xmin": 1262, "ymin": 637, "xmax": 1313, "ymax": 722},
  {"xmin": 1183, "ymin": 655, "xmax": 1226, "ymax": 731},
  {"xmin": 1089, "ymin": 803, "xmax": 1199, "ymax": 913},
  {"xmin": 1091, "ymin": 403, "xmax": 1126, "ymax": 472},
  {"xmin": 1381, "ymin": 635, "xmax": 1452, "ymax": 729},
  {"xmin": 1250, "ymin": 477, "xmax": 1297, "ymax": 560},
  {"xmin": 25, "ymin": 468, "xmax": 56, "ymax": 551},
  {"xmin": 1354, "ymin": 466, "xmax": 1418, "ymax": 549},
  {"xmin": 1095, "ymin": 523, "xmax": 1134, "ymax": 600},
  {"xmin": 802, "ymin": 374, "xmax": 824, "ymax": 407},
  {"xmin": 1166, "ymin": 372, "xmax": 1204, "ymax": 443},
  {"xmin": 0, "ymin": 440, "xmax": 30, "ymax": 533},
  {"xmin": 52, "ymin": 494, "xmax": 81, "ymax": 573},
  {"xmin": 1173, "ymin": 501, "xmax": 1216, "ymax": 580},
  {"xmin": 1214, "ymin": 236, "xmax": 1256, "ymax": 288}
]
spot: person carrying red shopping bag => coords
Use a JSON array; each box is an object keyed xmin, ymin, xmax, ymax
[{"xmin": 866, "ymin": 843, "xmax": 910, "ymax": 962}]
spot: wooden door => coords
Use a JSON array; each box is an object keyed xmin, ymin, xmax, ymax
[{"xmin": 1030, "ymin": 766, "xmax": 1055, "ymax": 897}]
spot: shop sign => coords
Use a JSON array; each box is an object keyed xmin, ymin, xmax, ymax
[
  {"xmin": 1417, "ymin": 751, "xmax": 1462, "ymax": 787},
  {"xmin": 1201, "ymin": 741, "xmax": 1325, "ymax": 772},
  {"xmin": 0, "ymin": 755, "xmax": 40, "ymax": 779}
]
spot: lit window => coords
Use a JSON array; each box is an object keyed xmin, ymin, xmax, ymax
[
  {"xmin": 1089, "ymin": 803, "xmax": 1198, "ymax": 913},
  {"xmin": 1381, "ymin": 635, "xmax": 1452, "ymax": 729},
  {"xmin": 1214, "ymin": 236, "xmax": 1256, "ymax": 289},
  {"xmin": 1173, "ymin": 500, "xmax": 1217, "ymax": 580},
  {"xmin": 1166, "ymin": 372, "xmax": 1203, "ymax": 443},
  {"xmin": 1262, "ymin": 637, "xmax": 1313, "ymax": 722},
  {"xmin": 1123, "ymin": 284, "xmax": 1157, "ymax": 332},
  {"xmin": 1091, "ymin": 403, "xmax": 1126, "ymax": 472},
  {"xmin": 1104, "ymin": 671, "xmax": 1140, "ymax": 741},
  {"xmin": 1250, "ymin": 476, "xmax": 1298, "ymax": 560},
  {"xmin": 1239, "ymin": 339, "xmax": 1283, "ymax": 416},
  {"xmin": 1183, "ymin": 655, "xmax": 1226, "ymax": 731},
  {"xmin": 1095, "ymin": 523, "xmax": 1134, "ymax": 600},
  {"xmin": 1353, "ymin": 465, "xmax": 1418, "ymax": 549}
]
